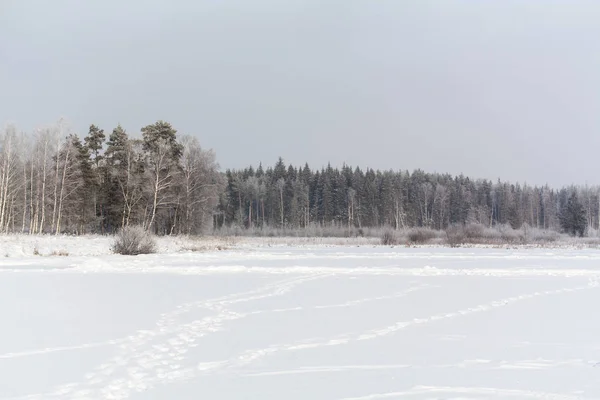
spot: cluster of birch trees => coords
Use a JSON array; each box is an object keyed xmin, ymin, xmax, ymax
[
  {"xmin": 220, "ymin": 159, "xmax": 595, "ymax": 236},
  {"xmin": 0, "ymin": 119, "xmax": 223, "ymax": 235}
]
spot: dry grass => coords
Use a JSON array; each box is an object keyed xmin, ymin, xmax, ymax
[
  {"xmin": 181, "ymin": 243, "xmax": 230, "ymax": 252},
  {"xmin": 214, "ymin": 223, "xmax": 600, "ymax": 249},
  {"xmin": 213, "ymin": 224, "xmax": 381, "ymax": 239}
]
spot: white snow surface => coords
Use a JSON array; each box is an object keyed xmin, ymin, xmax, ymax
[
  {"xmin": 1, "ymin": 236, "xmax": 600, "ymax": 399},
  {"xmin": 0, "ymin": 234, "xmax": 220, "ymax": 257}
]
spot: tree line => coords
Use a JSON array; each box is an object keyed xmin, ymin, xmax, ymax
[
  {"xmin": 220, "ymin": 158, "xmax": 590, "ymax": 236},
  {"xmin": 0, "ymin": 119, "xmax": 591, "ymax": 236},
  {"xmin": 0, "ymin": 120, "xmax": 222, "ymax": 235}
]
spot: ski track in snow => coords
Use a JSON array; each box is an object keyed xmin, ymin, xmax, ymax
[
  {"xmin": 5, "ymin": 265, "xmax": 599, "ymax": 400},
  {"xmin": 210, "ymin": 279, "xmax": 599, "ymax": 374},
  {"xmin": 242, "ymin": 358, "xmax": 596, "ymax": 377},
  {"xmin": 0, "ymin": 340, "xmax": 127, "ymax": 360},
  {"xmin": 339, "ymin": 385, "xmax": 592, "ymax": 400}
]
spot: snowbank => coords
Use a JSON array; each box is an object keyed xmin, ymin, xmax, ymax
[{"xmin": 0, "ymin": 234, "xmax": 231, "ymax": 258}]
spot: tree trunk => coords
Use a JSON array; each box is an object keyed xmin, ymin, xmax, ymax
[
  {"xmin": 51, "ymin": 137, "xmax": 61, "ymax": 232},
  {"xmin": 0, "ymin": 132, "xmax": 12, "ymax": 232},
  {"xmin": 279, "ymin": 189, "xmax": 284, "ymax": 227},
  {"xmin": 22, "ymin": 159, "xmax": 27, "ymax": 233},
  {"xmin": 39, "ymin": 139, "xmax": 48, "ymax": 233},
  {"xmin": 248, "ymin": 200, "xmax": 252, "ymax": 229},
  {"xmin": 148, "ymin": 172, "xmax": 160, "ymax": 232},
  {"xmin": 55, "ymin": 145, "xmax": 70, "ymax": 235}
]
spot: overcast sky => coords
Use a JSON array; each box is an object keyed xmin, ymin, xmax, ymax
[{"xmin": 1, "ymin": 1, "xmax": 599, "ymax": 187}]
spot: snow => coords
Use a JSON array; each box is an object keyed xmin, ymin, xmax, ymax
[
  {"xmin": 0, "ymin": 234, "xmax": 228, "ymax": 257},
  {"xmin": 1, "ymin": 237, "xmax": 600, "ymax": 399}
]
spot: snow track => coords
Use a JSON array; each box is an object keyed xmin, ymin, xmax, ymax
[{"xmin": 339, "ymin": 386, "xmax": 592, "ymax": 400}]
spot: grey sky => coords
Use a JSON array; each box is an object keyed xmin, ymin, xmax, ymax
[{"xmin": 1, "ymin": 1, "xmax": 599, "ymax": 187}]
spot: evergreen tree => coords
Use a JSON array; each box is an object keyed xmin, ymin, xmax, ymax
[
  {"xmin": 73, "ymin": 135, "xmax": 94, "ymax": 231},
  {"xmin": 104, "ymin": 125, "xmax": 144, "ymax": 231},
  {"xmin": 83, "ymin": 124, "xmax": 105, "ymax": 232},
  {"xmin": 560, "ymin": 191, "xmax": 587, "ymax": 236},
  {"xmin": 84, "ymin": 124, "xmax": 105, "ymax": 168}
]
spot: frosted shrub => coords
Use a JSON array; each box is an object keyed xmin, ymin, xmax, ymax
[
  {"xmin": 498, "ymin": 224, "xmax": 524, "ymax": 244},
  {"xmin": 464, "ymin": 222, "xmax": 486, "ymax": 239},
  {"xmin": 381, "ymin": 229, "xmax": 398, "ymax": 245},
  {"xmin": 111, "ymin": 226, "xmax": 156, "ymax": 255},
  {"xmin": 407, "ymin": 227, "xmax": 437, "ymax": 244},
  {"xmin": 530, "ymin": 228, "xmax": 560, "ymax": 243},
  {"xmin": 446, "ymin": 224, "xmax": 465, "ymax": 247}
]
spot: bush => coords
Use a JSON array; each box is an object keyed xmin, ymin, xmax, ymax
[
  {"xmin": 381, "ymin": 229, "xmax": 398, "ymax": 245},
  {"xmin": 464, "ymin": 222, "xmax": 486, "ymax": 239},
  {"xmin": 530, "ymin": 229, "xmax": 560, "ymax": 243},
  {"xmin": 112, "ymin": 226, "xmax": 156, "ymax": 255},
  {"xmin": 446, "ymin": 224, "xmax": 465, "ymax": 247},
  {"xmin": 407, "ymin": 227, "xmax": 438, "ymax": 244},
  {"xmin": 497, "ymin": 223, "xmax": 524, "ymax": 244}
]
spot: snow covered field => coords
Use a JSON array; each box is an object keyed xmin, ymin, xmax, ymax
[{"xmin": 2, "ymin": 238, "xmax": 600, "ymax": 399}]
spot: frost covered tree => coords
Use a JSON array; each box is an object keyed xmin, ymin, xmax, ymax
[
  {"xmin": 0, "ymin": 118, "xmax": 223, "ymax": 235},
  {"xmin": 0, "ymin": 125, "xmax": 23, "ymax": 232},
  {"xmin": 141, "ymin": 121, "xmax": 182, "ymax": 232},
  {"xmin": 177, "ymin": 135, "xmax": 224, "ymax": 234},
  {"xmin": 105, "ymin": 125, "xmax": 144, "ymax": 230}
]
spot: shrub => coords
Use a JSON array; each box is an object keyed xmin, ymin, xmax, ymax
[
  {"xmin": 446, "ymin": 224, "xmax": 465, "ymax": 247},
  {"xmin": 530, "ymin": 229, "xmax": 560, "ymax": 243},
  {"xmin": 381, "ymin": 229, "xmax": 398, "ymax": 245},
  {"xmin": 498, "ymin": 223, "xmax": 525, "ymax": 244},
  {"xmin": 407, "ymin": 227, "xmax": 438, "ymax": 244},
  {"xmin": 464, "ymin": 222, "xmax": 486, "ymax": 239},
  {"xmin": 111, "ymin": 226, "xmax": 156, "ymax": 255}
]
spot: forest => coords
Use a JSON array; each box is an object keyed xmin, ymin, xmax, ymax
[
  {"xmin": 220, "ymin": 159, "xmax": 589, "ymax": 238},
  {"xmin": 0, "ymin": 120, "xmax": 222, "ymax": 235},
  {"xmin": 0, "ymin": 120, "xmax": 592, "ymax": 237}
]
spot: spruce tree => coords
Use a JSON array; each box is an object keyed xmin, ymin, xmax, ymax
[{"xmin": 560, "ymin": 191, "xmax": 587, "ymax": 236}]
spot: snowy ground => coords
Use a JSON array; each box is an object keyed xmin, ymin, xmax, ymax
[{"xmin": 1, "ymin": 238, "xmax": 600, "ymax": 399}]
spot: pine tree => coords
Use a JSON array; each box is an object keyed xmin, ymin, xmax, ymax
[
  {"xmin": 84, "ymin": 125, "xmax": 105, "ymax": 167},
  {"xmin": 83, "ymin": 124, "xmax": 105, "ymax": 232},
  {"xmin": 105, "ymin": 125, "xmax": 144, "ymax": 231},
  {"xmin": 72, "ymin": 135, "xmax": 94, "ymax": 231}
]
